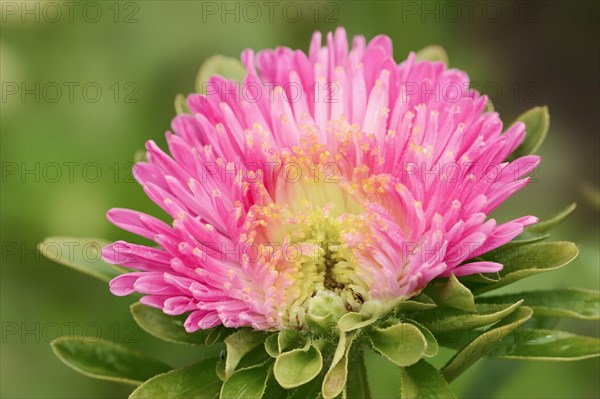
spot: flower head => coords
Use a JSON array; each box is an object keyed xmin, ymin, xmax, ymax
[{"xmin": 103, "ymin": 28, "xmax": 538, "ymax": 332}]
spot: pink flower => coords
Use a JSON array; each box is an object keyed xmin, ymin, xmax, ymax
[{"xmin": 103, "ymin": 28, "xmax": 538, "ymax": 332}]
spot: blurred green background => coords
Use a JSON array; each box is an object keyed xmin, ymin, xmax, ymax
[{"xmin": 1, "ymin": 1, "xmax": 599, "ymax": 398}]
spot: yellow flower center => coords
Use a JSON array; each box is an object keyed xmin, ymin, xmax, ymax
[{"xmin": 241, "ymin": 129, "xmax": 378, "ymax": 326}]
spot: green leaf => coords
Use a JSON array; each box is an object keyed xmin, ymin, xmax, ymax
[
  {"xmin": 129, "ymin": 357, "xmax": 221, "ymax": 399},
  {"xmin": 441, "ymin": 306, "xmax": 533, "ymax": 382},
  {"xmin": 38, "ymin": 237, "xmax": 123, "ymax": 282},
  {"xmin": 405, "ymin": 320, "xmax": 439, "ymax": 358},
  {"xmin": 370, "ymin": 322, "xmax": 427, "ymax": 367},
  {"xmin": 487, "ymin": 329, "xmax": 600, "ymax": 360},
  {"xmin": 51, "ymin": 337, "xmax": 170, "ymax": 385},
  {"xmin": 508, "ymin": 105, "xmax": 550, "ymax": 160},
  {"xmin": 415, "ymin": 45, "xmax": 449, "ymax": 65},
  {"xmin": 274, "ymin": 345, "xmax": 323, "ymax": 389},
  {"xmin": 475, "ymin": 241, "xmax": 579, "ymax": 295},
  {"xmin": 224, "ymin": 330, "xmax": 267, "ymax": 380},
  {"xmin": 400, "ymin": 360, "xmax": 456, "ymax": 399},
  {"xmin": 322, "ymin": 333, "xmax": 356, "ymax": 399},
  {"xmin": 526, "ymin": 203, "xmax": 577, "ymax": 234},
  {"xmin": 130, "ymin": 302, "xmax": 209, "ymax": 345},
  {"xmin": 424, "ymin": 274, "xmax": 476, "ymax": 312},
  {"xmin": 196, "ymin": 55, "xmax": 247, "ymax": 94},
  {"xmin": 477, "ymin": 288, "xmax": 600, "ymax": 320},
  {"xmin": 220, "ymin": 364, "xmax": 270, "ymax": 399},
  {"xmin": 415, "ymin": 301, "xmax": 524, "ymax": 333}
]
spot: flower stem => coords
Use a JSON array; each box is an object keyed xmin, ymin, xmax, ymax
[{"xmin": 346, "ymin": 346, "xmax": 371, "ymax": 399}]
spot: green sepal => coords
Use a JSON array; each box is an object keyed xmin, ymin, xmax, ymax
[
  {"xmin": 38, "ymin": 237, "xmax": 124, "ymax": 282},
  {"xmin": 487, "ymin": 329, "xmax": 600, "ymax": 360},
  {"xmin": 440, "ymin": 306, "xmax": 533, "ymax": 382},
  {"xmin": 130, "ymin": 302, "xmax": 209, "ymax": 345},
  {"xmin": 424, "ymin": 273, "xmax": 476, "ymax": 312},
  {"xmin": 50, "ymin": 337, "xmax": 170, "ymax": 385},
  {"xmin": 415, "ymin": 45, "xmax": 449, "ymax": 65},
  {"xmin": 370, "ymin": 322, "xmax": 427, "ymax": 367},
  {"xmin": 474, "ymin": 241, "xmax": 579, "ymax": 295},
  {"xmin": 477, "ymin": 288, "xmax": 599, "ymax": 320},
  {"xmin": 224, "ymin": 330, "xmax": 267, "ymax": 380},
  {"xmin": 400, "ymin": 360, "xmax": 456, "ymax": 399},
  {"xmin": 196, "ymin": 54, "xmax": 247, "ymax": 94},
  {"xmin": 273, "ymin": 345, "xmax": 323, "ymax": 389},
  {"xmin": 508, "ymin": 105, "xmax": 550, "ymax": 160},
  {"xmin": 129, "ymin": 357, "xmax": 221, "ymax": 399}
]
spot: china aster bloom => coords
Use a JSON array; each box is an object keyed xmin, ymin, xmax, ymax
[{"xmin": 103, "ymin": 28, "xmax": 539, "ymax": 333}]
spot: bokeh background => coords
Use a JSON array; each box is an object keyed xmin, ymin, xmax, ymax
[{"xmin": 1, "ymin": 1, "xmax": 599, "ymax": 398}]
